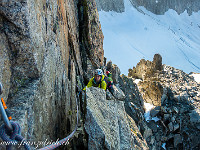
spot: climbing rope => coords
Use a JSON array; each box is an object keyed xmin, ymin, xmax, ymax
[
  {"xmin": 0, "ymin": 121, "xmax": 31, "ymax": 150},
  {"xmin": 0, "ymin": 81, "xmax": 80, "ymax": 150},
  {"xmin": 38, "ymin": 91, "xmax": 80, "ymax": 150},
  {"xmin": 0, "ymin": 94, "xmax": 31, "ymax": 149}
]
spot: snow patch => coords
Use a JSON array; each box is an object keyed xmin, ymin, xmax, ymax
[
  {"xmin": 134, "ymin": 79, "xmax": 142, "ymax": 84},
  {"xmin": 144, "ymin": 102, "xmax": 160, "ymax": 122},
  {"xmin": 162, "ymin": 143, "xmax": 166, "ymax": 150},
  {"xmin": 191, "ymin": 73, "xmax": 200, "ymax": 83},
  {"xmin": 144, "ymin": 102, "xmax": 155, "ymax": 112},
  {"xmin": 152, "ymin": 116, "xmax": 160, "ymax": 122}
]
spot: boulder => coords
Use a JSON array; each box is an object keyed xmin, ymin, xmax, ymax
[
  {"xmin": 163, "ymin": 114, "xmax": 170, "ymax": 122},
  {"xmin": 168, "ymin": 122, "xmax": 174, "ymax": 132},
  {"xmin": 147, "ymin": 120, "xmax": 158, "ymax": 133},
  {"xmin": 143, "ymin": 124, "xmax": 153, "ymax": 140},
  {"xmin": 112, "ymin": 85, "xmax": 126, "ymax": 101},
  {"xmin": 191, "ymin": 135, "xmax": 200, "ymax": 148},
  {"xmin": 189, "ymin": 109, "xmax": 200, "ymax": 123},
  {"xmin": 84, "ymin": 87, "xmax": 148, "ymax": 149},
  {"xmin": 173, "ymin": 124, "xmax": 179, "ymax": 131},
  {"xmin": 174, "ymin": 134, "xmax": 182, "ymax": 148},
  {"xmin": 150, "ymin": 106, "xmax": 161, "ymax": 117}
]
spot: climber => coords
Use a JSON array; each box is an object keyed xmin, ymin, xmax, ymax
[
  {"xmin": 83, "ymin": 69, "xmax": 107, "ymax": 91},
  {"xmin": 105, "ymin": 71, "xmax": 114, "ymax": 95}
]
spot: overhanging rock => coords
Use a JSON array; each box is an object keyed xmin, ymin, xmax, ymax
[{"xmin": 84, "ymin": 87, "xmax": 148, "ymax": 150}]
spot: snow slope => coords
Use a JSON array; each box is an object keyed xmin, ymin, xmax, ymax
[{"xmin": 99, "ymin": 0, "xmax": 200, "ymax": 75}]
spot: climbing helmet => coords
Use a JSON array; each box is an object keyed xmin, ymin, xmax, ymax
[{"xmin": 95, "ymin": 69, "xmax": 103, "ymax": 76}]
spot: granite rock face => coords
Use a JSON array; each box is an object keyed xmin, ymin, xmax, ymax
[
  {"xmin": 128, "ymin": 54, "xmax": 162, "ymax": 80},
  {"xmin": 84, "ymin": 87, "xmax": 148, "ymax": 150},
  {"xmin": 0, "ymin": 0, "xmax": 103, "ymax": 149}
]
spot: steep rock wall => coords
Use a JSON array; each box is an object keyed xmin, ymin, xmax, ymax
[{"xmin": 0, "ymin": 0, "xmax": 103, "ymax": 149}]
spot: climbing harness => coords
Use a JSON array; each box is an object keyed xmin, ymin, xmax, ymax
[
  {"xmin": 38, "ymin": 91, "xmax": 80, "ymax": 150},
  {"xmin": 0, "ymin": 82, "xmax": 80, "ymax": 150}
]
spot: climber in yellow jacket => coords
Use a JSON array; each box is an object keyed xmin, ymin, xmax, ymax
[{"xmin": 83, "ymin": 69, "xmax": 107, "ymax": 91}]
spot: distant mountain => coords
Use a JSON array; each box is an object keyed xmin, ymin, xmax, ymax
[
  {"xmin": 96, "ymin": 0, "xmax": 200, "ymax": 75},
  {"xmin": 129, "ymin": 0, "xmax": 200, "ymax": 15},
  {"xmin": 96, "ymin": 0, "xmax": 200, "ymax": 15},
  {"xmin": 95, "ymin": 0, "xmax": 124, "ymax": 13}
]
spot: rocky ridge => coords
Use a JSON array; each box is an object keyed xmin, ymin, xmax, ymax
[{"xmin": 128, "ymin": 54, "xmax": 200, "ymax": 149}]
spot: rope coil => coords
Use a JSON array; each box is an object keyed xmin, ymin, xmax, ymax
[{"xmin": 0, "ymin": 121, "xmax": 31, "ymax": 150}]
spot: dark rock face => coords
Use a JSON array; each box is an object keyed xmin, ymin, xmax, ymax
[
  {"xmin": 130, "ymin": 0, "xmax": 200, "ymax": 15},
  {"xmin": 119, "ymin": 74, "xmax": 145, "ymax": 125},
  {"xmin": 153, "ymin": 53, "xmax": 162, "ymax": 71},
  {"xmin": 95, "ymin": 0, "xmax": 125, "ymax": 13}
]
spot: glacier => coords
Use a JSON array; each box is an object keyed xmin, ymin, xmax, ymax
[{"xmin": 98, "ymin": 0, "xmax": 200, "ymax": 75}]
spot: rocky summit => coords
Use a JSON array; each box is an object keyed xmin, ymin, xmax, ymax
[{"xmin": 0, "ymin": 0, "xmax": 200, "ymax": 150}]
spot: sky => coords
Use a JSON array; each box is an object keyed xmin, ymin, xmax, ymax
[{"xmin": 98, "ymin": 0, "xmax": 200, "ymax": 76}]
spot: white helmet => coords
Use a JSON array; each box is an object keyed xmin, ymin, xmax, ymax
[{"xmin": 95, "ymin": 69, "xmax": 103, "ymax": 76}]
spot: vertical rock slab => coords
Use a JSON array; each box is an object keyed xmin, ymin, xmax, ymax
[{"xmin": 78, "ymin": 0, "xmax": 104, "ymax": 80}]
